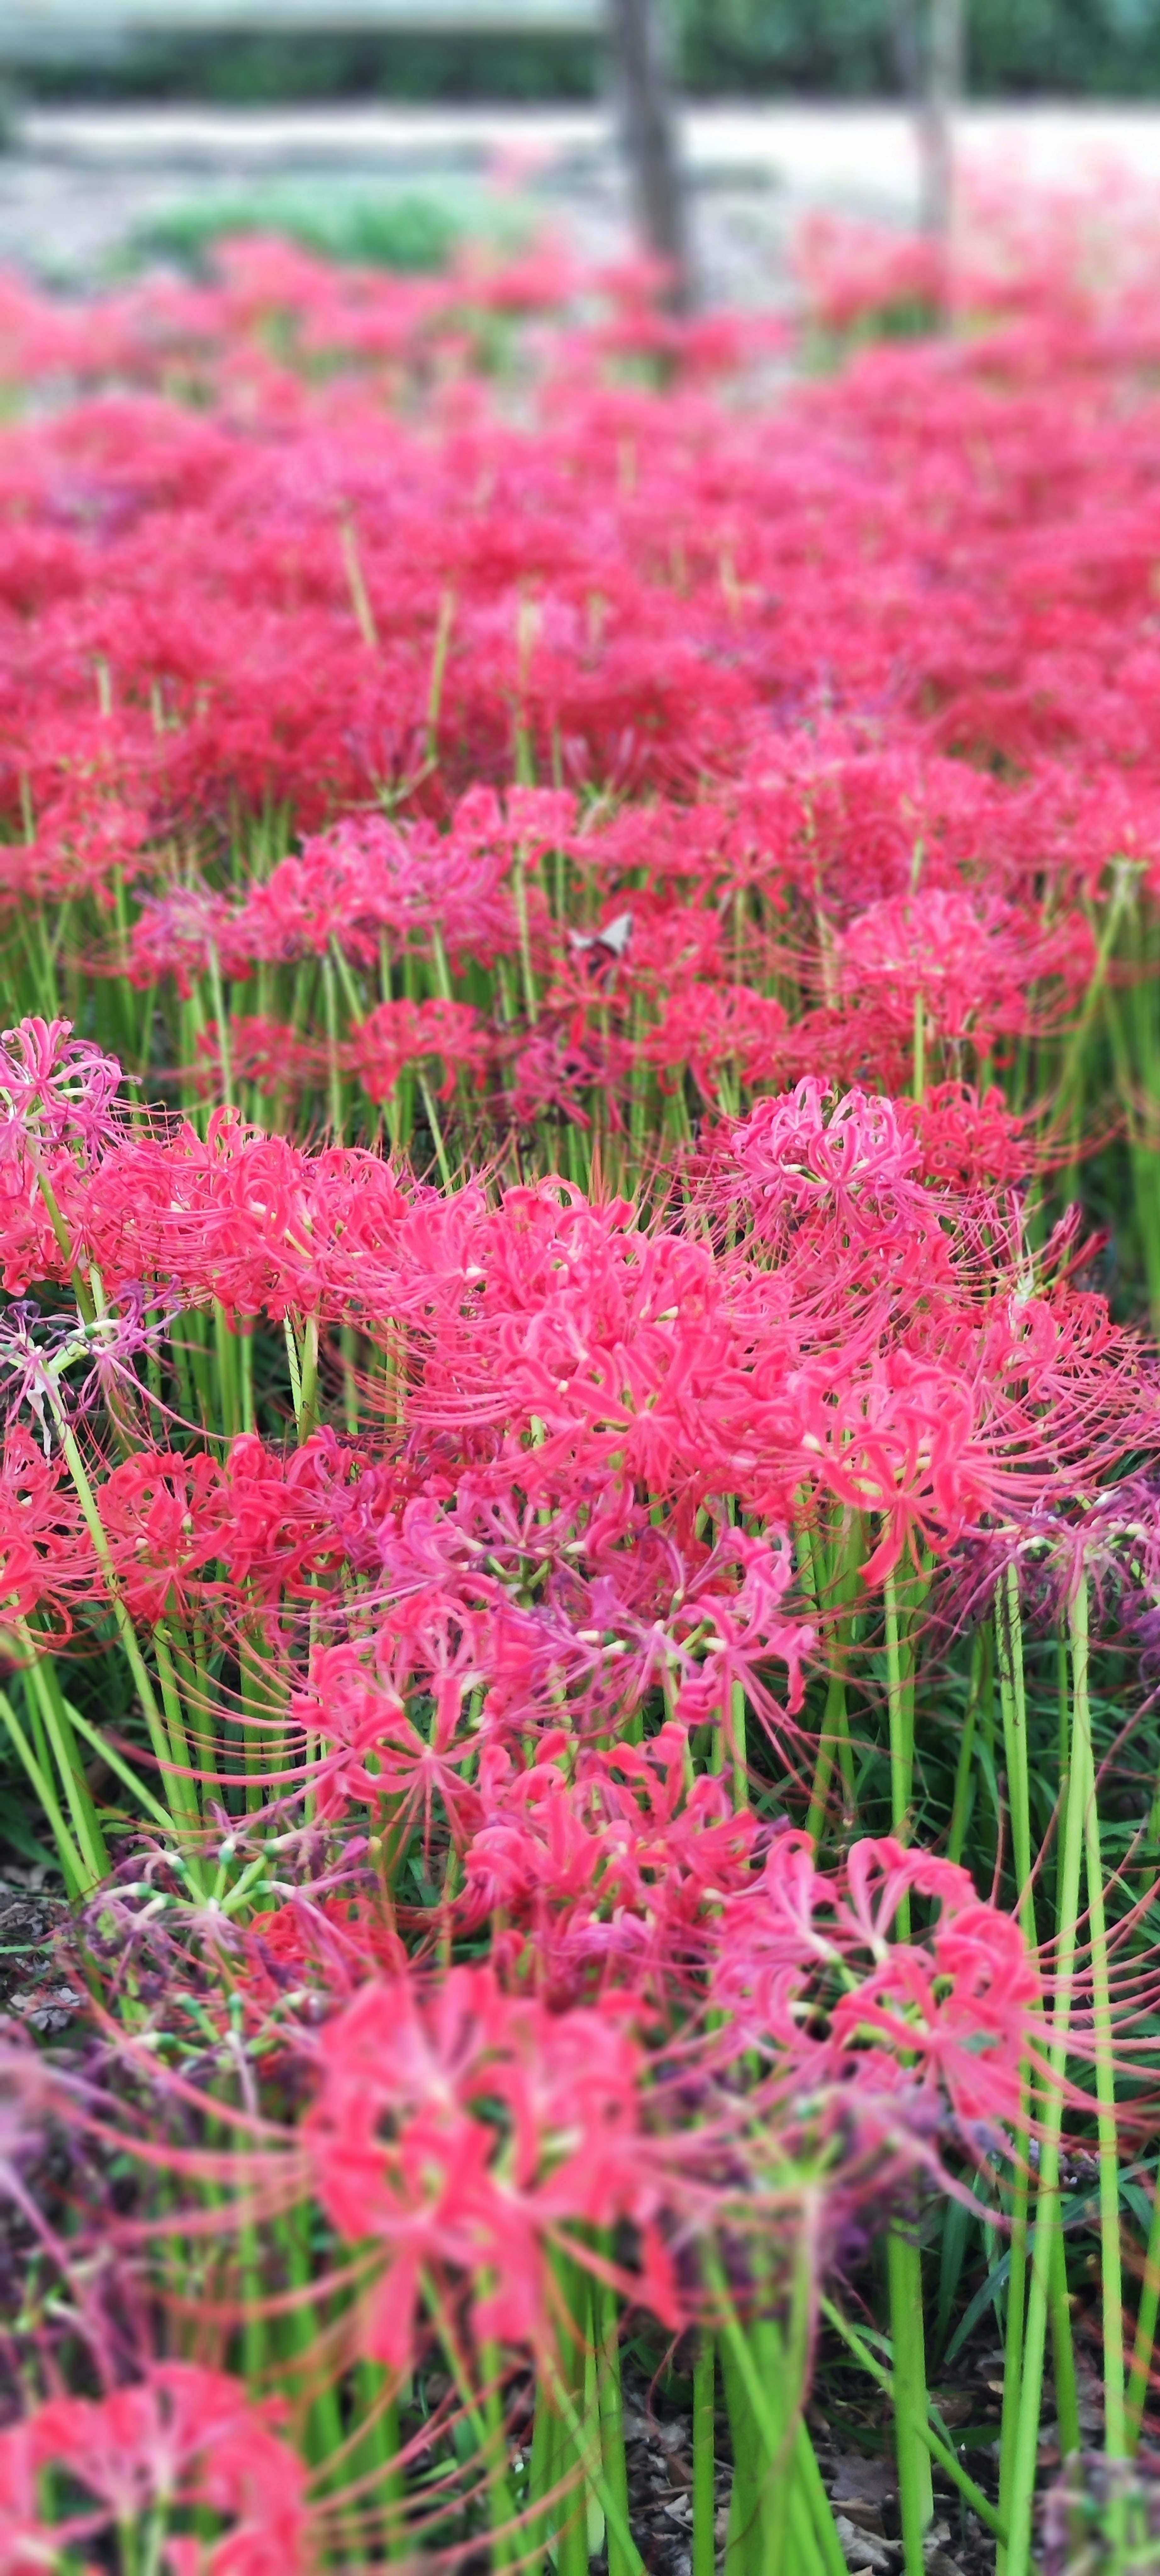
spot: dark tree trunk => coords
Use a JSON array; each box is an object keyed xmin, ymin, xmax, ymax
[
  {"xmin": 918, "ymin": 0, "xmax": 964, "ymax": 238},
  {"xmin": 606, "ymin": 0, "xmax": 692, "ymax": 310},
  {"xmin": 892, "ymin": 0, "xmax": 964, "ymax": 239}
]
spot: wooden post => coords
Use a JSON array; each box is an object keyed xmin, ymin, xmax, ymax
[{"xmin": 606, "ymin": 0, "xmax": 691, "ymax": 310}]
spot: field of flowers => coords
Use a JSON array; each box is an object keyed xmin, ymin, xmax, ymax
[{"xmin": 1, "ymin": 197, "xmax": 1160, "ymax": 2575}]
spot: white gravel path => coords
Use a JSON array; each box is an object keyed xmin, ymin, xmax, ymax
[{"xmin": 1, "ymin": 100, "xmax": 1159, "ymax": 299}]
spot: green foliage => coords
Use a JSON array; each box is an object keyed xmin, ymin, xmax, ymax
[
  {"xmin": 133, "ymin": 180, "xmax": 510, "ymax": 278},
  {"xmin": 688, "ymin": 0, "xmax": 1160, "ymax": 97},
  {"xmin": 25, "ymin": 30, "xmax": 600, "ymax": 108},
  {"xmin": 20, "ymin": 3, "xmax": 1160, "ymax": 102}
]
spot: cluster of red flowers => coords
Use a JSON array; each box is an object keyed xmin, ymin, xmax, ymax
[{"xmin": 0, "ymin": 197, "xmax": 1157, "ymax": 2567}]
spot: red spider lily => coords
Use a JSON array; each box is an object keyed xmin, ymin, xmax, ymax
[
  {"xmin": 835, "ymin": 888, "xmax": 1094, "ymax": 1051},
  {"xmin": 733, "ymin": 1078, "xmax": 938, "ymax": 1243},
  {"xmin": 460, "ymin": 1724, "xmax": 763, "ymax": 1998},
  {"xmin": 0, "ymin": 1424, "xmax": 87, "ymax": 1625},
  {"xmin": 0, "ymin": 2365, "xmax": 312, "ymax": 2573},
  {"xmin": 128, "ymin": 889, "xmax": 253, "ymax": 998},
  {"xmin": 289, "ymin": 1644, "xmax": 484, "ymax": 1842},
  {"xmin": 193, "ymin": 1017, "xmax": 328, "ymax": 1102},
  {"xmin": 240, "ymin": 1894, "xmax": 405, "ymax": 2015},
  {"xmin": 100, "ymin": 1447, "xmax": 234, "ymax": 1623},
  {"xmin": 710, "ymin": 1832, "xmax": 1042, "ymax": 2135},
  {"xmin": 238, "ymin": 790, "xmax": 560, "ymax": 974},
  {"xmin": 353, "ymin": 1484, "xmax": 813, "ymax": 1738},
  {"xmin": 302, "ymin": 1962, "xmax": 683, "ymax": 2368},
  {"xmin": 347, "ymin": 997, "xmax": 493, "ymax": 1104},
  {"xmin": 638, "ymin": 984, "xmax": 789, "ymax": 1104},
  {"xmin": 506, "ymin": 1022, "xmax": 632, "ymax": 1130},
  {"xmin": 0, "ymin": 1017, "xmax": 123, "ymax": 1167},
  {"xmin": 912, "ymin": 1081, "xmax": 1033, "ymax": 1190}
]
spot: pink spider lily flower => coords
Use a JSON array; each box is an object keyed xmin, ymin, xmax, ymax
[
  {"xmin": 710, "ymin": 1832, "xmax": 1042, "ymax": 2138},
  {"xmin": 0, "ymin": 2365, "xmax": 312, "ymax": 2573},
  {"xmin": 0, "ymin": 1017, "xmax": 124, "ymax": 1168},
  {"xmin": 301, "ymin": 1961, "xmax": 683, "ymax": 2370},
  {"xmin": 127, "ymin": 889, "xmax": 248, "ymax": 1000},
  {"xmin": 639, "ymin": 984, "xmax": 789, "ymax": 1104},
  {"xmin": 835, "ymin": 887, "xmax": 1095, "ymax": 1051},
  {"xmin": 289, "ymin": 1644, "xmax": 484, "ymax": 1842},
  {"xmin": 733, "ymin": 1078, "xmax": 940, "ymax": 1243},
  {"xmin": 0, "ymin": 1423, "xmax": 89, "ymax": 1626},
  {"xmin": 347, "ymin": 997, "xmax": 492, "ymax": 1104}
]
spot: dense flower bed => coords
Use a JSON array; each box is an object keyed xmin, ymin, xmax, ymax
[{"xmin": 1, "ymin": 204, "xmax": 1160, "ymax": 2575}]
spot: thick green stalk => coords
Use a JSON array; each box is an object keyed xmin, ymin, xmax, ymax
[
  {"xmin": 0, "ymin": 1686, "xmax": 88, "ymax": 1896},
  {"xmin": 947, "ymin": 1626, "xmax": 990, "ymax": 1865},
  {"xmin": 17, "ymin": 1637, "xmax": 108, "ymax": 1883},
  {"xmin": 882, "ymin": 1562, "xmax": 934, "ymax": 2563},
  {"xmin": 1002, "ymin": 1578, "xmax": 1092, "ymax": 2576},
  {"xmin": 1127, "ymin": 2171, "xmax": 1160, "ymax": 2448},
  {"xmin": 820, "ymin": 2297, "xmax": 1005, "ymax": 2541},
  {"xmin": 692, "ymin": 2335, "xmax": 716, "ymax": 2576},
  {"xmin": 882, "ymin": 1553, "xmax": 929, "ymax": 1865},
  {"xmin": 912, "ymin": 988, "xmax": 926, "ymax": 1103},
  {"xmin": 594, "ymin": 2275, "xmax": 632, "ymax": 2576},
  {"xmin": 206, "ymin": 945, "xmax": 234, "ymax": 1109},
  {"xmin": 546, "ymin": 2352, "xmax": 644, "ymax": 2576},
  {"xmin": 1081, "ymin": 1679, "xmax": 1127, "ymax": 2461},
  {"xmin": 339, "ymin": 2360, "xmax": 406, "ymax": 2560},
  {"xmin": 994, "ymin": 1561, "xmax": 1037, "ymax": 2562},
  {"xmin": 526, "ymin": 2381, "xmax": 555, "ymax": 2576},
  {"xmin": 888, "ymin": 2228, "xmax": 934, "ymax": 2575},
  {"xmin": 996, "ymin": 1562, "xmax": 1035, "ymax": 1927},
  {"xmin": 732, "ymin": 1673, "xmax": 750, "ymax": 1810},
  {"xmin": 804, "ymin": 1512, "xmax": 862, "ymax": 1842},
  {"xmin": 711, "ymin": 2271, "xmax": 846, "ymax": 2576},
  {"xmin": 50, "ymin": 1406, "xmax": 186, "ymax": 1822}
]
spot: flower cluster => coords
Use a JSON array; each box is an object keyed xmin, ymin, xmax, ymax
[{"xmin": 0, "ymin": 195, "xmax": 1156, "ymax": 2573}]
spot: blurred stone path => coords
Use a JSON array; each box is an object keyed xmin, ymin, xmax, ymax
[{"xmin": 3, "ymin": 100, "xmax": 1160, "ymax": 300}]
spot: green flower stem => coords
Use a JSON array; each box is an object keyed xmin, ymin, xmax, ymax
[
  {"xmin": 16, "ymin": 1633, "xmax": 108, "ymax": 1883},
  {"xmin": 0, "ymin": 1686, "xmax": 88, "ymax": 1897},
  {"xmin": 709, "ymin": 2267, "xmax": 845, "ymax": 2576},
  {"xmin": 206, "ymin": 944, "xmax": 234, "ymax": 1109},
  {"xmin": 545, "ymin": 2347, "xmax": 644, "ymax": 2576},
  {"xmin": 805, "ymin": 1512, "xmax": 862, "ymax": 1844},
  {"xmin": 819, "ymin": 2297, "xmax": 1006, "ymax": 2541},
  {"xmin": 1080, "ymin": 1666, "xmax": 1127, "ymax": 2461},
  {"xmin": 1126, "ymin": 2169, "xmax": 1160, "ymax": 2448},
  {"xmin": 272, "ymin": 2215, "xmax": 347, "ymax": 2474},
  {"xmin": 417, "ymin": 1071, "xmax": 453, "ymax": 1190},
  {"xmin": 883, "ymin": 1557, "xmax": 934, "ymax": 2565},
  {"xmin": 50, "ymin": 1404, "xmax": 191, "ymax": 1834},
  {"xmin": 526, "ymin": 2378, "xmax": 555, "ymax": 2573},
  {"xmin": 996, "ymin": 1562, "xmax": 1035, "ymax": 1929},
  {"xmin": 1053, "ymin": 860, "xmax": 1135, "ymax": 1148},
  {"xmin": 994, "ymin": 1561, "xmax": 1037, "ymax": 2568},
  {"xmin": 46, "ymin": 1686, "xmax": 172, "ymax": 1835},
  {"xmin": 912, "ymin": 987, "xmax": 926, "ymax": 1103},
  {"xmin": 1050, "ymin": 2228, "xmax": 1082, "ymax": 2464},
  {"xmin": 421, "ymin": 2275, "xmax": 520, "ymax": 2566},
  {"xmin": 888, "ymin": 2228, "xmax": 934, "ymax": 2576},
  {"xmin": 692, "ymin": 2334, "xmax": 716, "ymax": 2576},
  {"xmin": 947, "ymin": 1626, "xmax": 990, "ymax": 1865},
  {"xmin": 321, "ymin": 949, "xmax": 345, "ymax": 1140},
  {"xmin": 593, "ymin": 2273, "xmax": 633, "ymax": 2576},
  {"xmin": 883, "ymin": 1559, "xmax": 919, "ymax": 1859},
  {"xmin": 336, "ymin": 2360, "xmax": 406, "ymax": 2560},
  {"xmin": 1001, "ymin": 1576, "xmax": 1092, "ymax": 2576}
]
